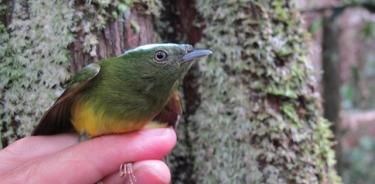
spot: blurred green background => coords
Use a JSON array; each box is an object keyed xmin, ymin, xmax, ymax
[{"xmin": 299, "ymin": 0, "xmax": 375, "ymax": 183}]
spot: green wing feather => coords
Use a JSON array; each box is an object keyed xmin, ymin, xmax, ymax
[{"xmin": 32, "ymin": 63, "xmax": 101, "ymax": 135}]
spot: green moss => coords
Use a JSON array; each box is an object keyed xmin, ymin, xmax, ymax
[
  {"xmin": 266, "ymin": 85, "xmax": 299, "ymax": 98},
  {"xmin": 73, "ymin": 0, "xmax": 161, "ymax": 56},
  {"xmin": 0, "ymin": 0, "xmax": 74, "ymax": 144},
  {"xmin": 281, "ymin": 103, "xmax": 301, "ymax": 128},
  {"xmin": 130, "ymin": 20, "xmax": 140, "ymax": 33},
  {"xmin": 169, "ymin": 0, "xmax": 342, "ymax": 183},
  {"xmin": 0, "ymin": 0, "xmax": 161, "ymax": 146}
]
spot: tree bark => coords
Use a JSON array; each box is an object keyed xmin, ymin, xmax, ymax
[
  {"xmin": 0, "ymin": 0, "xmax": 156, "ymax": 146},
  {"xmin": 69, "ymin": 8, "xmax": 155, "ymax": 71},
  {"xmin": 165, "ymin": 1, "xmax": 341, "ymax": 183},
  {"xmin": 322, "ymin": 11, "xmax": 343, "ymax": 176}
]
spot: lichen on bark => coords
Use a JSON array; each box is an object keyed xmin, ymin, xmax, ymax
[
  {"xmin": 0, "ymin": 0, "xmax": 75, "ymax": 145},
  {"xmin": 0, "ymin": 0, "xmax": 161, "ymax": 147},
  {"xmin": 169, "ymin": 0, "xmax": 341, "ymax": 183}
]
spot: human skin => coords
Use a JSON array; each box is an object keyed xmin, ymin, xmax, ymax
[{"xmin": 0, "ymin": 128, "xmax": 176, "ymax": 184}]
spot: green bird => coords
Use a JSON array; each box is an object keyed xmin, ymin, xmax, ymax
[{"xmin": 32, "ymin": 43, "xmax": 212, "ymax": 137}]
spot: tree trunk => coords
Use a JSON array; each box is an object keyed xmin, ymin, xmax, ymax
[
  {"xmin": 165, "ymin": 1, "xmax": 341, "ymax": 183},
  {"xmin": 0, "ymin": 0, "xmax": 157, "ymax": 146},
  {"xmin": 69, "ymin": 8, "xmax": 156, "ymax": 71},
  {"xmin": 321, "ymin": 11, "xmax": 343, "ymax": 176}
]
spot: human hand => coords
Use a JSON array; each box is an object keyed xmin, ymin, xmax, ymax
[{"xmin": 0, "ymin": 128, "xmax": 176, "ymax": 184}]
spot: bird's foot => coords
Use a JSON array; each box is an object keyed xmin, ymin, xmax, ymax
[
  {"xmin": 120, "ymin": 163, "xmax": 136, "ymax": 184},
  {"xmin": 78, "ymin": 133, "xmax": 90, "ymax": 142}
]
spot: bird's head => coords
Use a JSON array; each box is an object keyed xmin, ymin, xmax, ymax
[{"xmin": 122, "ymin": 43, "xmax": 212, "ymax": 81}]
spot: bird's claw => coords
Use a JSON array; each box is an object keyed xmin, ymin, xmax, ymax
[{"xmin": 120, "ymin": 163, "xmax": 136, "ymax": 184}]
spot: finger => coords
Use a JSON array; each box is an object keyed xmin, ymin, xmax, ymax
[
  {"xmin": 0, "ymin": 134, "xmax": 78, "ymax": 172},
  {"xmin": 23, "ymin": 128, "xmax": 176, "ymax": 184},
  {"xmin": 100, "ymin": 160, "xmax": 171, "ymax": 184},
  {"xmin": 1, "ymin": 134, "xmax": 78, "ymax": 158}
]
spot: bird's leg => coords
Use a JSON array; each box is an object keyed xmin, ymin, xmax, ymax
[
  {"xmin": 79, "ymin": 133, "xmax": 90, "ymax": 142},
  {"xmin": 120, "ymin": 163, "xmax": 136, "ymax": 184}
]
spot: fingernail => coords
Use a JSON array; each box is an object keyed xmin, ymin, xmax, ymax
[
  {"xmin": 140, "ymin": 128, "xmax": 174, "ymax": 137},
  {"xmin": 132, "ymin": 161, "xmax": 170, "ymax": 184}
]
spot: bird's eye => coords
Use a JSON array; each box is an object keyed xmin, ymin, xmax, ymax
[{"xmin": 154, "ymin": 50, "xmax": 168, "ymax": 62}]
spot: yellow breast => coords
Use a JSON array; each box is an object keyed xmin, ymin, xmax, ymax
[{"xmin": 71, "ymin": 101, "xmax": 167, "ymax": 137}]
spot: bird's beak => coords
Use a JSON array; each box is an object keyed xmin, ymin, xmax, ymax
[{"xmin": 181, "ymin": 49, "xmax": 212, "ymax": 63}]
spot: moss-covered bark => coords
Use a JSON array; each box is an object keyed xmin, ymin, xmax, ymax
[
  {"xmin": 322, "ymin": 12, "xmax": 343, "ymax": 176},
  {"xmin": 0, "ymin": 0, "xmax": 74, "ymax": 145},
  {"xmin": 167, "ymin": 1, "xmax": 341, "ymax": 183},
  {"xmin": 0, "ymin": 0, "xmax": 159, "ymax": 146}
]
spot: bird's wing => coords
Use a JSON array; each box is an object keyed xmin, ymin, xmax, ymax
[
  {"xmin": 32, "ymin": 63, "xmax": 101, "ymax": 136},
  {"xmin": 152, "ymin": 91, "xmax": 183, "ymax": 127}
]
